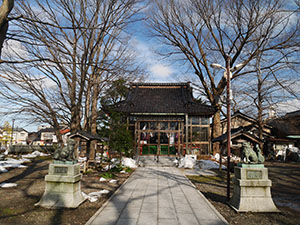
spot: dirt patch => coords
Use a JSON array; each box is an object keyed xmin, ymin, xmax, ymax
[
  {"xmin": 0, "ymin": 159, "xmax": 132, "ymax": 225},
  {"xmin": 188, "ymin": 161, "xmax": 300, "ymax": 225}
]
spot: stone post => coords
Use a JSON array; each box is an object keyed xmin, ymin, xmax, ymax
[{"xmin": 229, "ymin": 164, "xmax": 279, "ymax": 212}]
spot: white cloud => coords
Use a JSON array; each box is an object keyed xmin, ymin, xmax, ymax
[
  {"xmin": 150, "ymin": 64, "xmax": 173, "ymax": 78},
  {"xmin": 274, "ymin": 99, "xmax": 300, "ymax": 115},
  {"xmin": 43, "ymin": 78, "xmax": 56, "ymax": 89},
  {"xmin": 130, "ymin": 37, "xmax": 174, "ymax": 82},
  {"xmin": 2, "ymin": 40, "xmax": 28, "ymax": 59}
]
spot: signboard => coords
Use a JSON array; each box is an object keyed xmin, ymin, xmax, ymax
[
  {"xmin": 246, "ymin": 170, "xmax": 262, "ymax": 179},
  {"xmin": 54, "ymin": 167, "xmax": 68, "ymax": 175}
]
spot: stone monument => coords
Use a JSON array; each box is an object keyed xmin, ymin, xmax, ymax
[
  {"xmin": 229, "ymin": 142, "xmax": 279, "ymax": 212},
  {"xmin": 36, "ymin": 139, "xmax": 85, "ymax": 208}
]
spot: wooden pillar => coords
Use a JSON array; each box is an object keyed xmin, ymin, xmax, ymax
[
  {"xmin": 136, "ymin": 120, "xmax": 140, "ymax": 157},
  {"xmin": 185, "ymin": 114, "xmax": 189, "ymax": 155},
  {"xmin": 178, "ymin": 121, "xmax": 182, "ymax": 156}
]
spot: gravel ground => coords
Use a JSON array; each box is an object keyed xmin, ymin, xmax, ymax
[
  {"xmin": 0, "ymin": 158, "xmax": 132, "ymax": 225},
  {"xmin": 1, "ymin": 158, "xmax": 299, "ymax": 225},
  {"xmin": 188, "ymin": 161, "xmax": 300, "ymax": 225}
]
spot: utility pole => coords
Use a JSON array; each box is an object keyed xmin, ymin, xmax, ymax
[
  {"xmin": 10, "ymin": 119, "xmax": 15, "ymax": 145},
  {"xmin": 226, "ymin": 55, "xmax": 231, "ymax": 201},
  {"xmin": 211, "ymin": 56, "xmax": 244, "ymax": 202}
]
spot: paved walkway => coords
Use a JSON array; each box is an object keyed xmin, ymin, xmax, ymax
[{"xmin": 86, "ymin": 167, "xmax": 228, "ymax": 225}]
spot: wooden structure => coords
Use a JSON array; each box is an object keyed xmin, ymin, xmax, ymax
[
  {"xmin": 267, "ymin": 110, "xmax": 300, "ymax": 152},
  {"xmin": 220, "ymin": 111, "xmax": 272, "ymax": 136},
  {"xmin": 114, "ymin": 83, "xmax": 215, "ymax": 157},
  {"xmin": 69, "ymin": 130, "xmax": 106, "ymax": 169},
  {"xmin": 214, "ymin": 111, "xmax": 272, "ymax": 156}
]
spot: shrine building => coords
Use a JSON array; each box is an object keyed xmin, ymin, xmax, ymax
[{"xmin": 115, "ymin": 82, "xmax": 216, "ymax": 157}]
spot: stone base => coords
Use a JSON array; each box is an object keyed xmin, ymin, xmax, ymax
[
  {"xmin": 229, "ymin": 164, "xmax": 279, "ymax": 212},
  {"xmin": 36, "ymin": 163, "xmax": 85, "ymax": 208}
]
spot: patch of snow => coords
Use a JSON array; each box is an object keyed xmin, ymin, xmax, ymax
[
  {"xmin": 103, "ymin": 164, "xmax": 116, "ymax": 171},
  {"xmin": 289, "ymin": 147, "xmax": 300, "ymax": 153},
  {"xmin": 213, "ymin": 153, "xmax": 220, "ymax": 161},
  {"xmin": 99, "ymin": 189, "xmax": 110, "ymax": 194},
  {"xmin": 0, "ymin": 182, "xmax": 18, "ymax": 188},
  {"xmin": 82, "ymin": 192, "xmax": 98, "ymax": 202},
  {"xmin": 0, "ymin": 158, "xmax": 29, "ymax": 169},
  {"xmin": 230, "ymin": 155, "xmax": 241, "ymax": 162},
  {"xmin": 102, "ymin": 151, "xmax": 108, "ymax": 158},
  {"xmin": 120, "ymin": 170, "xmax": 126, "ymax": 174},
  {"xmin": 88, "ymin": 191, "xmax": 103, "ymax": 198},
  {"xmin": 78, "ymin": 157, "xmax": 87, "ymax": 163},
  {"xmin": 22, "ymin": 151, "xmax": 50, "ymax": 158},
  {"xmin": 195, "ymin": 160, "xmax": 226, "ymax": 170},
  {"xmin": 178, "ymin": 155, "xmax": 197, "ymax": 169},
  {"xmin": 109, "ymin": 179, "xmax": 118, "ymax": 184},
  {"xmin": 99, "ymin": 177, "xmax": 106, "ymax": 182},
  {"xmin": 82, "ymin": 189, "xmax": 110, "ymax": 202},
  {"xmin": 111, "ymin": 158, "xmax": 118, "ymax": 163},
  {"xmin": 173, "ymin": 159, "xmax": 179, "ymax": 166},
  {"xmin": 122, "ymin": 158, "xmax": 137, "ymax": 168},
  {"xmin": 0, "ymin": 166, "xmax": 8, "ymax": 173}
]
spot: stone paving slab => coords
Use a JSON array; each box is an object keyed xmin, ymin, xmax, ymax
[{"xmin": 86, "ymin": 167, "xmax": 228, "ymax": 225}]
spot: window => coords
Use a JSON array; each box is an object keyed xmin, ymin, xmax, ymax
[
  {"xmin": 201, "ymin": 117, "xmax": 209, "ymax": 125},
  {"xmin": 160, "ymin": 132, "xmax": 169, "ymax": 144},
  {"xmin": 160, "ymin": 122, "xmax": 168, "ymax": 130},
  {"xmin": 170, "ymin": 122, "xmax": 178, "ymax": 130},
  {"xmin": 149, "ymin": 132, "xmax": 158, "ymax": 144},
  {"xmin": 201, "ymin": 127, "xmax": 209, "ymax": 141},
  {"xmin": 150, "ymin": 122, "xmax": 158, "ymax": 130}
]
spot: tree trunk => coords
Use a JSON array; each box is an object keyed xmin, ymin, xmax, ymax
[
  {"xmin": 257, "ymin": 61, "xmax": 264, "ymax": 151},
  {"xmin": 89, "ymin": 73, "xmax": 100, "ymax": 160},
  {"xmin": 0, "ymin": 0, "xmax": 14, "ymax": 57},
  {"xmin": 212, "ymin": 108, "xmax": 221, "ymax": 154},
  {"xmin": 83, "ymin": 78, "xmax": 92, "ymax": 131}
]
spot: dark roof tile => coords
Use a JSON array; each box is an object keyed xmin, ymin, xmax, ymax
[{"xmin": 115, "ymin": 83, "xmax": 215, "ymax": 116}]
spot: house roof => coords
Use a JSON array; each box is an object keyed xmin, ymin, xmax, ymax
[
  {"xmin": 39, "ymin": 127, "xmax": 56, "ymax": 133},
  {"xmin": 14, "ymin": 127, "xmax": 28, "ymax": 132},
  {"xmin": 212, "ymin": 126, "xmax": 261, "ymax": 144},
  {"xmin": 268, "ymin": 117, "xmax": 300, "ymax": 137},
  {"xmin": 221, "ymin": 110, "xmax": 256, "ymax": 123},
  {"xmin": 220, "ymin": 110, "xmax": 272, "ymax": 129},
  {"xmin": 114, "ymin": 83, "xmax": 215, "ymax": 116},
  {"xmin": 69, "ymin": 130, "xmax": 107, "ymax": 142},
  {"xmin": 285, "ymin": 110, "xmax": 300, "ymax": 118}
]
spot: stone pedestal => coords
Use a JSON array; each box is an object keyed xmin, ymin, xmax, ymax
[
  {"xmin": 36, "ymin": 163, "xmax": 85, "ymax": 208},
  {"xmin": 229, "ymin": 164, "xmax": 279, "ymax": 212}
]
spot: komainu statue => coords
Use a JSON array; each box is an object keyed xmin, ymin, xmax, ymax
[
  {"xmin": 255, "ymin": 144, "xmax": 265, "ymax": 163},
  {"xmin": 241, "ymin": 142, "xmax": 258, "ymax": 163},
  {"xmin": 53, "ymin": 139, "xmax": 76, "ymax": 161}
]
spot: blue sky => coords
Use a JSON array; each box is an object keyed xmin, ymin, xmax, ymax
[{"xmin": 1, "ymin": 0, "xmax": 300, "ymax": 132}]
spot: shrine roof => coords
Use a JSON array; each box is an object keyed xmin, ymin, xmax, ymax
[{"xmin": 114, "ymin": 82, "xmax": 215, "ymax": 116}]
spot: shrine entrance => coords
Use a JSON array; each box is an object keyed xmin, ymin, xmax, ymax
[{"xmin": 137, "ymin": 119, "xmax": 184, "ymax": 156}]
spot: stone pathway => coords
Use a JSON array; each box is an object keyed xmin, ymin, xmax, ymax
[{"xmin": 86, "ymin": 167, "xmax": 228, "ymax": 225}]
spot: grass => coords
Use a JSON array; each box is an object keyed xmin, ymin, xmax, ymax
[
  {"xmin": 124, "ymin": 167, "xmax": 133, "ymax": 173},
  {"xmin": 101, "ymin": 172, "xmax": 115, "ymax": 179},
  {"xmin": 0, "ymin": 208, "xmax": 19, "ymax": 216},
  {"xmin": 187, "ymin": 175, "xmax": 224, "ymax": 184}
]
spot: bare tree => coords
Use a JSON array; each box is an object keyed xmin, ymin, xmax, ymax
[
  {"xmin": 0, "ymin": 0, "xmax": 143, "ymax": 153},
  {"xmin": 234, "ymin": 56, "xmax": 294, "ymax": 149},
  {"xmin": 0, "ymin": 0, "xmax": 14, "ymax": 58},
  {"xmin": 148, "ymin": 0, "xmax": 300, "ymax": 153}
]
